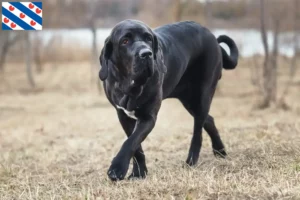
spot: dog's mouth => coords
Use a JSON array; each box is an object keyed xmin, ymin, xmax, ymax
[
  {"xmin": 118, "ymin": 59, "xmax": 153, "ymax": 96},
  {"xmin": 119, "ymin": 70, "xmax": 150, "ymax": 97},
  {"xmin": 132, "ymin": 60, "xmax": 154, "ymax": 85},
  {"xmin": 119, "ymin": 78, "xmax": 143, "ymax": 97},
  {"xmin": 132, "ymin": 67, "xmax": 152, "ymax": 85}
]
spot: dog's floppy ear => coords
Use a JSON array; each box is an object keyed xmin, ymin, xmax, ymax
[
  {"xmin": 153, "ymin": 34, "xmax": 167, "ymax": 74},
  {"xmin": 153, "ymin": 34, "xmax": 159, "ymax": 60},
  {"xmin": 99, "ymin": 37, "xmax": 113, "ymax": 81}
]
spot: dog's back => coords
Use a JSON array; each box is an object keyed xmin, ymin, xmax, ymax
[
  {"xmin": 154, "ymin": 21, "xmax": 215, "ymax": 66},
  {"xmin": 154, "ymin": 21, "xmax": 221, "ymax": 98}
]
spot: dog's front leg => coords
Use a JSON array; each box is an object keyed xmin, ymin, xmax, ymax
[{"xmin": 107, "ymin": 115, "xmax": 156, "ymax": 181}]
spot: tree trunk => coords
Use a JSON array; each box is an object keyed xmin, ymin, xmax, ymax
[
  {"xmin": 260, "ymin": 0, "xmax": 271, "ymax": 107},
  {"xmin": 0, "ymin": 33, "xmax": 14, "ymax": 72},
  {"xmin": 270, "ymin": 19, "xmax": 280, "ymax": 102},
  {"xmin": 34, "ymin": 34, "xmax": 43, "ymax": 73},
  {"xmin": 0, "ymin": 41, "xmax": 10, "ymax": 72},
  {"xmin": 251, "ymin": 54, "xmax": 263, "ymax": 93},
  {"xmin": 87, "ymin": 0, "xmax": 102, "ymax": 93},
  {"xmin": 25, "ymin": 32, "xmax": 35, "ymax": 88},
  {"xmin": 91, "ymin": 23, "xmax": 98, "ymax": 83}
]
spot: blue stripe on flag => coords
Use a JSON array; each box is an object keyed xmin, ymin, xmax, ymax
[
  {"xmin": 2, "ymin": 8, "xmax": 35, "ymax": 30},
  {"xmin": 2, "ymin": 22, "xmax": 13, "ymax": 30},
  {"xmin": 9, "ymin": 2, "xmax": 42, "ymax": 25},
  {"xmin": 32, "ymin": 2, "xmax": 42, "ymax": 9}
]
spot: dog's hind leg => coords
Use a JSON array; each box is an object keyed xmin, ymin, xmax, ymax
[
  {"xmin": 179, "ymin": 95, "xmax": 227, "ymax": 159},
  {"xmin": 178, "ymin": 56, "xmax": 226, "ymax": 165},
  {"xmin": 177, "ymin": 83, "xmax": 211, "ymax": 166},
  {"xmin": 187, "ymin": 88, "xmax": 211, "ymax": 166},
  {"xmin": 179, "ymin": 85, "xmax": 226, "ymax": 166},
  {"xmin": 204, "ymin": 115, "xmax": 227, "ymax": 158},
  {"xmin": 117, "ymin": 110, "xmax": 148, "ymax": 179}
]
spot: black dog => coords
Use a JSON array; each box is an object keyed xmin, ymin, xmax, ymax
[{"xmin": 99, "ymin": 20, "xmax": 239, "ymax": 181}]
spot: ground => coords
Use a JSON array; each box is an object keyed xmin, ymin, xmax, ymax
[{"xmin": 0, "ymin": 59, "xmax": 300, "ymax": 200}]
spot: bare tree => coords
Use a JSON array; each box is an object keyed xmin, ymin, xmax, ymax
[
  {"xmin": 86, "ymin": 0, "xmax": 103, "ymax": 93},
  {"xmin": 0, "ymin": 33, "xmax": 19, "ymax": 72},
  {"xmin": 33, "ymin": 34, "xmax": 43, "ymax": 73},
  {"xmin": 257, "ymin": 0, "xmax": 299, "ymax": 109},
  {"xmin": 90, "ymin": 21, "xmax": 98, "ymax": 83},
  {"xmin": 0, "ymin": 33, "xmax": 11, "ymax": 72},
  {"xmin": 270, "ymin": 16, "xmax": 280, "ymax": 102},
  {"xmin": 251, "ymin": 54, "xmax": 263, "ymax": 93},
  {"xmin": 259, "ymin": 0, "xmax": 271, "ymax": 107},
  {"xmin": 259, "ymin": 0, "xmax": 284, "ymax": 108}
]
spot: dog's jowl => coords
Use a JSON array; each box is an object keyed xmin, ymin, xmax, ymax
[{"xmin": 99, "ymin": 20, "xmax": 239, "ymax": 181}]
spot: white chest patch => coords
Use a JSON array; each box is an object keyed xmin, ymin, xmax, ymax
[{"xmin": 116, "ymin": 105, "xmax": 137, "ymax": 120}]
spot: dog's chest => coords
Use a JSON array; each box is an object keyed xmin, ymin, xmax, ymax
[
  {"xmin": 116, "ymin": 105, "xmax": 137, "ymax": 120},
  {"xmin": 113, "ymin": 92, "xmax": 138, "ymax": 120}
]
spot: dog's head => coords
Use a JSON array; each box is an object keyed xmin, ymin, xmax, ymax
[{"xmin": 99, "ymin": 20, "xmax": 166, "ymax": 93}]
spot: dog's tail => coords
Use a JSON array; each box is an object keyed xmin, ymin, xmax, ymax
[{"xmin": 217, "ymin": 35, "xmax": 239, "ymax": 70}]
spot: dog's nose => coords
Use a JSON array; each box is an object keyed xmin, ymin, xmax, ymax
[{"xmin": 139, "ymin": 49, "xmax": 153, "ymax": 59}]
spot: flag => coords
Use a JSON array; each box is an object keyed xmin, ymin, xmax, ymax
[{"xmin": 2, "ymin": 2, "xmax": 42, "ymax": 30}]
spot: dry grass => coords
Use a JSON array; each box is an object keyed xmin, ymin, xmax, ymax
[{"xmin": 0, "ymin": 59, "xmax": 300, "ymax": 200}]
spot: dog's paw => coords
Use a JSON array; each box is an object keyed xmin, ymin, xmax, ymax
[
  {"xmin": 107, "ymin": 158, "xmax": 130, "ymax": 181},
  {"xmin": 213, "ymin": 148, "xmax": 227, "ymax": 158},
  {"xmin": 185, "ymin": 153, "xmax": 199, "ymax": 166},
  {"xmin": 128, "ymin": 166, "xmax": 148, "ymax": 180}
]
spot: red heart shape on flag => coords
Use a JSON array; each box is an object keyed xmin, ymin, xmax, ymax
[
  {"xmin": 30, "ymin": 20, "xmax": 36, "ymax": 26},
  {"xmin": 4, "ymin": 18, "xmax": 9, "ymax": 23},
  {"xmin": 36, "ymin": 8, "xmax": 41, "ymax": 14},
  {"xmin": 20, "ymin": 13, "xmax": 25, "ymax": 19},
  {"xmin": 9, "ymin": 6, "xmax": 15, "ymax": 11},
  {"xmin": 11, "ymin": 22, "xmax": 16, "ymax": 28},
  {"xmin": 29, "ymin": 3, "xmax": 34, "ymax": 9}
]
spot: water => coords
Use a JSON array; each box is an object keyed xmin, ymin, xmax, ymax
[{"xmin": 35, "ymin": 28, "xmax": 297, "ymax": 58}]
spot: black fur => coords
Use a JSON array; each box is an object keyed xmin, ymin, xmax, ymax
[{"xmin": 99, "ymin": 20, "xmax": 239, "ymax": 181}]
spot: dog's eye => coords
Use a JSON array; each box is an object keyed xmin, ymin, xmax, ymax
[
  {"xmin": 145, "ymin": 36, "xmax": 152, "ymax": 42},
  {"xmin": 122, "ymin": 39, "xmax": 129, "ymax": 45}
]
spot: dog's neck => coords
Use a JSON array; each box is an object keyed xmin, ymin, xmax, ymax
[
  {"xmin": 119, "ymin": 91, "xmax": 139, "ymax": 109},
  {"xmin": 112, "ymin": 79, "xmax": 142, "ymax": 108},
  {"xmin": 112, "ymin": 69, "xmax": 161, "ymax": 117},
  {"xmin": 113, "ymin": 84, "xmax": 142, "ymax": 120}
]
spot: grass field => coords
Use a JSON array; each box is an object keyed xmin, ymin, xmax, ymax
[{"xmin": 0, "ymin": 59, "xmax": 300, "ymax": 199}]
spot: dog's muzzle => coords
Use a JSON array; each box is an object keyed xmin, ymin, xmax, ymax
[
  {"xmin": 133, "ymin": 48, "xmax": 154, "ymax": 81},
  {"xmin": 139, "ymin": 48, "xmax": 153, "ymax": 59}
]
